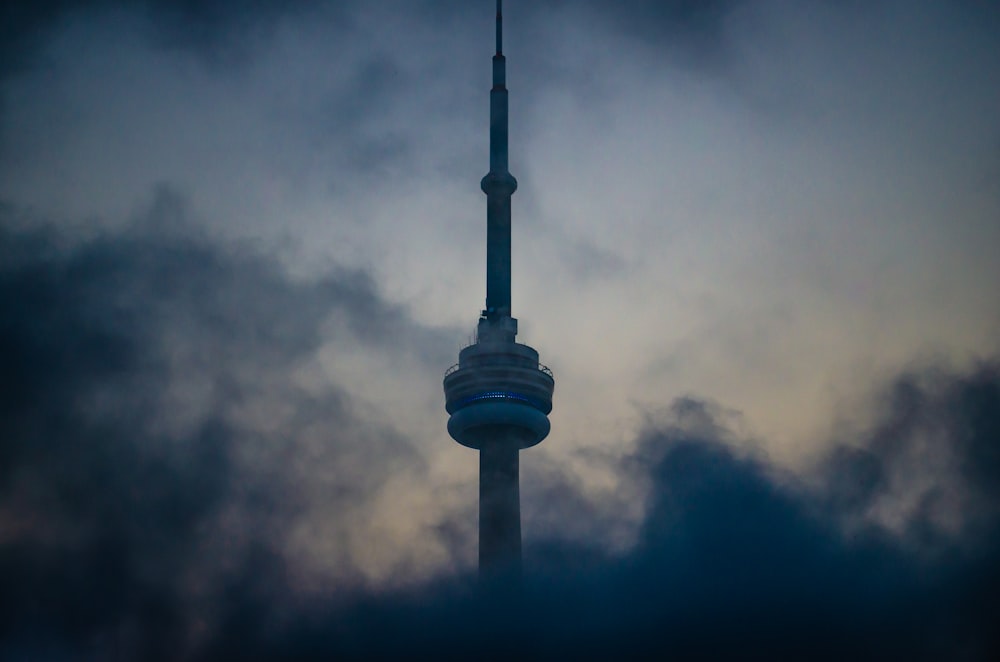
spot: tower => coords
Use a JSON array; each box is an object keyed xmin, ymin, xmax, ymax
[{"xmin": 443, "ymin": 0, "xmax": 554, "ymax": 581}]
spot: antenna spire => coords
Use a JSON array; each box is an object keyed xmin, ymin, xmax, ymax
[
  {"xmin": 481, "ymin": 0, "xmax": 516, "ymax": 325},
  {"xmin": 496, "ymin": 0, "xmax": 503, "ymax": 55}
]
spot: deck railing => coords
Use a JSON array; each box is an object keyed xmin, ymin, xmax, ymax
[{"xmin": 445, "ymin": 362, "xmax": 553, "ymax": 378}]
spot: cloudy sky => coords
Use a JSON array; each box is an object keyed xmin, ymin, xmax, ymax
[{"xmin": 1, "ymin": 0, "xmax": 998, "ymax": 658}]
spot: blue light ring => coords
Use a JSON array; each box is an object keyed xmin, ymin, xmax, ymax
[{"xmin": 455, "ymin": 390, "xmax": 543, "ymax": 410}]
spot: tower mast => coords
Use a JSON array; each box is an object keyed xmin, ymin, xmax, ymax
[
  {"xmin": 444, "ymin": 0, "xmax": 554, "ymax": 582},
  {"xmin": 482, "ymin": 0, "xmax": 517, "ymax": 333}
]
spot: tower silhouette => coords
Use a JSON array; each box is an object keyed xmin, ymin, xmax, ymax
[{"xmin": 443, "ymin": 0, "xmax": 554, "ymax": 581}]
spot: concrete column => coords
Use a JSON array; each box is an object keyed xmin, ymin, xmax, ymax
[{"xmin": 479, "ymin": 438, "xmax": 521, "ymax": 581}]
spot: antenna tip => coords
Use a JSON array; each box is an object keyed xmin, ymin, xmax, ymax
[{"xmin": 495, "ymin": 0, "xmax": 503, "ymax": 55}]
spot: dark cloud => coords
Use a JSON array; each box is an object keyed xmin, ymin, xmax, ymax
[
  {"xmin": 820, "ymin": 363, "xmax": 1000, "ymax": 552},
  {"xmin": 3, "ymin": 0, "xmax": 994, "ymax": 88},
  {"xmin": 0, "ymin": 0, "xmax": 334, "ymax": 79},
  {"xmin": 4, "ymin": 196, "xmax": 996, "ymax": 661},
  {"xmin": 578, "ymin": 0, "xmax": 745, "ymax": 63},
  {"xmin": 1, "ymin": 0, "xmax": 999, "ymax": 654},
  {"xmin": 0, "ymin": 0, "xmax": 753, "ymax": 84},
  {"xmin": 0, "ymin": 0, "xmax": 87, "ymax": 79},
  {"xmin": 141, "ymin": 0, "xmax": 327, "ymax": 62},
  {"xmin": 0, "ymin": 190, "xmax": 452, "ymax": 659},
  {"xmin": 198, "ymin": 368, "xmax": 1000, "ymax": 660}
]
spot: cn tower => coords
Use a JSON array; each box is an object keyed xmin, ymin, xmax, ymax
[{"xmin": 443, "ymin": 0, "xmax": 554, "ymax": 581}]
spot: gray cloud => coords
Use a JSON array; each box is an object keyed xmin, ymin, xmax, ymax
[
  {"xmin": 0, "ymin": 190, "xmax": 457, "ymax": 658},
  {"xmin": 198, "ymin": 363, "xmax": 998, "ymax": 660},
  {"xmin": 2, "ymin": 0, "xmax": 1000, "ymax": 658},
  {"xmin": 822, "ymin": 362, "xmax": 1000, "ymax": 548},
  {"xmin": 0, "ymin": 0, "xmax": 331, "ymax": 79},
  {"xmin": 2, "ymin": 198, "xmax": 998, "ymax": 658}
]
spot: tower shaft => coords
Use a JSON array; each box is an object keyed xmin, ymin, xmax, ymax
[
  {"xmin": 480, "ymin": 0, "xmax": 519, "ymax": 578},
  {"xmin": 444, "ymin": 0, "xmax": 553, "ymax": 585},
  {"xmin": 479, "ymin": 439, "xmax": 521, "ymax": 575}
]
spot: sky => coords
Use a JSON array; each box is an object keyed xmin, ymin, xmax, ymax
[{"xmin": 1, "ymin": 0, "xmax": 998, "ymax": 658}]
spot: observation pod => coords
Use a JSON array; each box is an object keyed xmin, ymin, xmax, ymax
[{"xmin": 444, "ymin": 339, "xmax": 554, "ymax": 450}]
